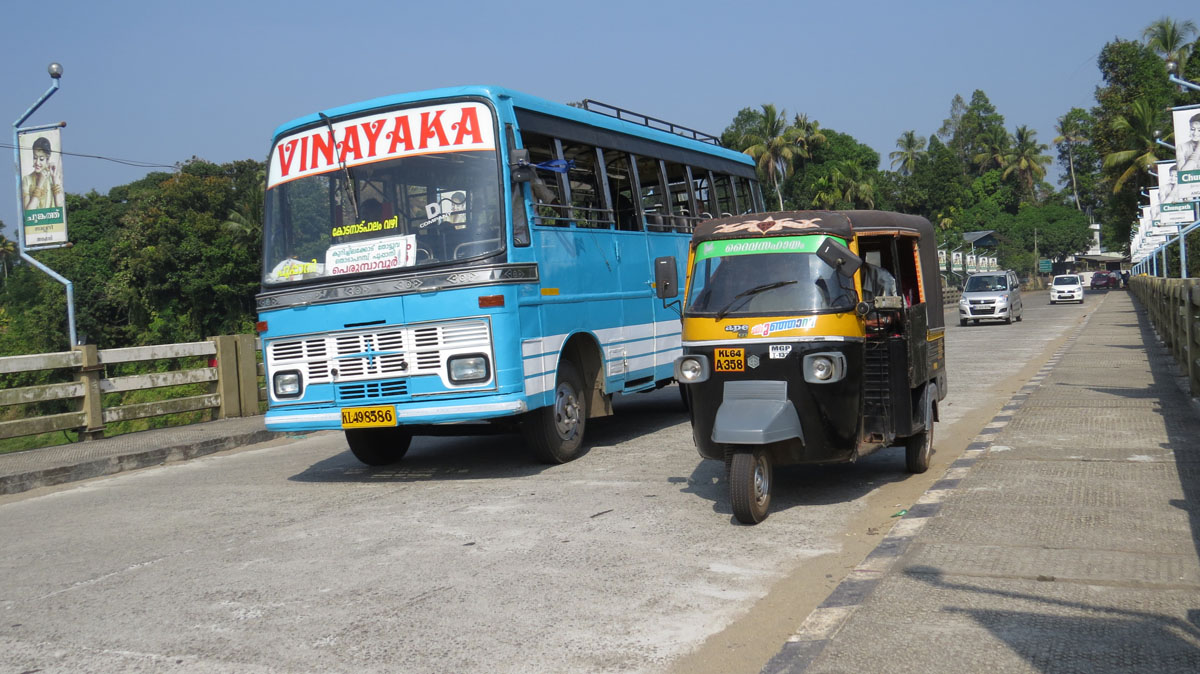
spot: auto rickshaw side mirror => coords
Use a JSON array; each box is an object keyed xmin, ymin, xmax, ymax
[
  {"xmin": 816, "ymin": 238, "xmax": 862, "ymax": 278},
  {"xmin": 654, "ymin": 256, "xmax": 679, "ymax": 299}
]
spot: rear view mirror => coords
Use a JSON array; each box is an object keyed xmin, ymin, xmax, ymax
[
  {"xmin": 654, "ymin": 256, "xmax": 678, "ymax": 299},
  {"xmin": 510, "ymin": 148, "xmax": 534, "ymax": 183},
  {"xmin": 816, "ymin": 238, "xmax": 862, "ymax": 278}
]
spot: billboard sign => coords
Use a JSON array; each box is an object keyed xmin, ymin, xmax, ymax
[
  {"xmin": 18, "ymin": 128, "xmax": 67, "ymax": 247},
  {"xmin": 1173, "ymin": 107, "xmax": 1200, "ymax": 200}
]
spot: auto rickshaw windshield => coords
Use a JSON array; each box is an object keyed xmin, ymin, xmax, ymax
[{"xmin": 686, "ymin": 242, "xmax": 858, "ymax": 316}]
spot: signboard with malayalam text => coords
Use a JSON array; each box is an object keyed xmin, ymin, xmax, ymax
[{"xmin": 18, "ymin": 128, "xmax": 67, "ymax": 247}]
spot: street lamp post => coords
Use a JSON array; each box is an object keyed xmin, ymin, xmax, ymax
[{"xmin": 11, "ymin": 62, "xmax": 77, "ymax": 347}]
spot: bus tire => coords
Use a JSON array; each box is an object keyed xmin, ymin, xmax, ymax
[
  {"xmin": 523, "ymin": 360, "xmax": 587, "ymax": 464},
  {"xmin": 905, "ymin": 386, "xmax": 935, "ymax": 474},
  {"xmin": 345, "ymin": 427, "xmax": 412, "ymax": 466},
  {"xmin": 729, "ymin": 449, "xmax": 772, "ymax": 525}
]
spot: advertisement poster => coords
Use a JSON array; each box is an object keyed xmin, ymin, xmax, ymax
[
  {"xmin": 18, "ymin": 128, "xmax": 67, "ymax": 247},
  {"xmin": 937, "ymin": 249, "xmax": 947, "ymax": 270},
  {"xmin": 952, "ymin": 251, "xmax": 963, "ymax": 271},
  {"xmin": 966, "ymin": 254, "xmax": 977, "ymax": 273},
  {"xmin": 1173, "ymin": 107, "xmax": 1200, "ymax": 200},
  {"xmin": 1156, "ymin": 159, "xmax": 1196, "ymax": 224}
]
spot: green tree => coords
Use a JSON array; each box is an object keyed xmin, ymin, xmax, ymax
[
  {"xmin": 1053, "ymin": 111, "xmax": 1089, "ymax": 210},
  {"xmin": 0, "ymin": 231, "xmax": 15, "ymax": 280},
  {"xmin": 1003, "ymin": 125, "xmax": 1052, "ymax": 203},
  {"xmin": 1143, "ymin": 16, "xmax": 1198, "ymax": 74},
  {"xmin": 952, "ymin": 90, "xmax": 1007, "ymax": 175},
  {"xmin": 741, "ymin": 104, "xmax": 801, "ymax": 210},
  {"xmin": 972, "ymin": 126, "xmax": 1011, "ymax": 174},
  {"xmin": 1102, "ymin": 97, "xmax": 1167, "ymax": 193},
  {"xmin": 791, "ymin": 113, "xmax": 827, "ymax": 178},
  {"xmin": 889, "ymin": 130, "xmax": 926, "ymax": 176}
]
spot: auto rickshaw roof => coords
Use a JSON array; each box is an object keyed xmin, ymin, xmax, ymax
[
  {"xmin": 691, "ymin": 210, "xmax": 935, "ymax": 244},
  {"xmin": 691, "ymin": 211, "xmax": 853, "ymax": 243}
]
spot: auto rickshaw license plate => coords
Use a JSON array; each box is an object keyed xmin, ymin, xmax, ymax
[
  {"xmin": 341, "ymin": 406, "xmax": 397, "ymax": 428},
  {"xmin": 714, "ymin": 348, "xmax": 745, "ymax": 372}
]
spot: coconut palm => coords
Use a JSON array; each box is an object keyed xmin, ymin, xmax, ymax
[
  {"xmin": 1053, "ymin": 115, "xmax": 1087, "ymax": 210},
  {"xmin": 810, "ymin": 162, "xmax": 874, "ymax": 209},
  {"xmin": 742, "ymin": 104, "xmax": 801, "ymax": 211},
  {"xmin": 1103, "ymin": 98, "xmax": 1168, "ymax": 193},
  {"xmin": 791, "ymin": 113, "xmax": 827, "ymax": 176},
  {"xmin": 0, "ymin": 233, "xmax": 15, "ymax": 280},
  {"xmin": 1003, "ymin": 126, "xmax": 1052, "ymax": 200},
  {"xmin": 972, "ymin": 126, "xmax": 1011, "ymax": 174},
  {"xmin": 889, "ymin": 131, "xmax": 927, "ymax": 176},
  {"xmin": 1143, "ymin": 17, "xmax": 1198, "ymax": 73}
]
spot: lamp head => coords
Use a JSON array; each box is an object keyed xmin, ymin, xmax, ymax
[
  {"xmin": 1167, "ymin": 60, "xmax": 1178, "ymax": 74},
  {"xmin": 47, "ymin": 62, "xmax": 63, "ymax": 79},
  {"xmin": 1153, "ymin": 129, "xmax": 1162, "ymax": 139}
]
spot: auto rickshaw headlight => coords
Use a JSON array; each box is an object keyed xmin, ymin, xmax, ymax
[
  {"xmin": 803, "ymin": 352, "xmax": 846, "ymax": 384},
  {"xmin": 674, "ymin": 355, "xmax": 710, "ymax": 383}
]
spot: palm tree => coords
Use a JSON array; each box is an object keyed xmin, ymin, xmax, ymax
[
  {"xmin": 810, "ymin": 162, "xmax": 874, "ymax": 209},
  {"xmin": 1003, "ymin": 126, "xmax": 1052, "ymax": 200},
  {"xmin": 972, "ymin": 127, "xmax": 1011, "ymax": 174},
  {"xmin": 1053, "ymin": 115, "xmax": 1086, "ymax": 210},
  {"xmin": 1103, "ymin": 98, "xmax": 1168, "ymax": 193},
  {"xmin": 742, "ymin": 104, "xmax": 801, "ymax": 211},
  {"xmin": 889, "ymin": 131, "xmax": 927, "ymax": 176},
  {"xmin": 1143, "ymin": 17, "xmax": 1198, "ymax": 73},
  {"xmin": 791, "ymin": 113, "xmax": 827, "ymax": 176},
  {"xmin": 0, "ymin": 233, "xmax": 16, "ymax": 280}
]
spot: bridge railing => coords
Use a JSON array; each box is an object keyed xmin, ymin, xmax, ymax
[
  {"xmin": 0, "ymin": 335, "xmax": 262, "ymax": 445},
  {"xmin": 1130, "ymin": 277, "xmax": 1200, "ymax": 396}
]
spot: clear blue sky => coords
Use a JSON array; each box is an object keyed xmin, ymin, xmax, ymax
[{"xmin": 3, "ymin": 0, "xmax": 1196, "ymax": 241}]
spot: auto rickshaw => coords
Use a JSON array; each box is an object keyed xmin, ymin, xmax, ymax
[{"xmin": 655, "ymin": 210, "xmax": 947, "ymax": 524}]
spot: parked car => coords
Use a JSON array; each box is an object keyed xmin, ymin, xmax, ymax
[
  {"xmin": 959, "ymin": 270, "xmax": 1023, "ymax": 325},
  {"xmin": 1050, "ymin": 274, "xmax": 1084, "ymax": 304},
  {"xmin": 1090, "ymin": 271, "xmax": 1117, "ymax": 289}
]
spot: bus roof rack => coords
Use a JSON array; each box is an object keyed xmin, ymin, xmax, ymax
[{"xmin": 580, "ymin": 99, "xmax": 721, "ymax": 146}]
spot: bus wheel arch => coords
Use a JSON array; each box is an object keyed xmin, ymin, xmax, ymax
[{"xmin": 521, "ymin": 333, "xmax": 606, "ymax": 464}]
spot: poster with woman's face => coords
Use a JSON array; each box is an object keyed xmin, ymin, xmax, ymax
[
  {"xmin": 18, "ymin": 128, "xmax": 67, "ymax": 247},
  {"xmin": 1174, "ymin": 106, "xmax": 1200, "ymax": 200}
]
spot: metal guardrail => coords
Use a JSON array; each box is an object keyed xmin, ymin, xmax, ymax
[
  {"xmin": 1130, "ymin": 277, "xmax": 1200, "ymax": 396},
  {"xmin": 0, "ymin": 335, "xmax": 261, "ymax": 443}
]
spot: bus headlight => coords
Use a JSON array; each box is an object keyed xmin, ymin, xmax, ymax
[
  {"xmin": 803, "ymin": 352, "xmax": 846, "ymax": 384},
  {"xmin": 448, "ymin": 354, "xmax": 490, "ymax": 384},
  {"xmin": 673, "ymin": 355, "xmax": 710, "ymax": 384},
  {"xmin": 273, "ymin": 371, "xmax": 302, "ymax": 398}
]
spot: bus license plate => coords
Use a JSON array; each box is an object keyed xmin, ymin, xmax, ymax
[
  {"xmin": 714, "ymin": 348, "xmax": 745, "ymax": 372},
  {"xmin": 341, "ymin": 406, "xmax": 397, "ymax": 428}
]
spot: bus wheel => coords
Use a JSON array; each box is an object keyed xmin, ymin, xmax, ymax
[
  {"xmin": 905, "ymin": 386, "xmax": 935, "ymax": 474},
  {"xmin": 345, "ymin": 427, "xmax": 412, "ymax": 466},
  {"xmin": 523, "ymin": 360, "xmax": 587, "ymax": 464},
  {"xmin": 729, "ymin": 449, "xmax": 772, "ymax": 525}
]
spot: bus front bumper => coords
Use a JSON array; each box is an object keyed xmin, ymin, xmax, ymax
[{"xmin": 265, "ymin": 398, "xmax": 529, "ymax": 432}]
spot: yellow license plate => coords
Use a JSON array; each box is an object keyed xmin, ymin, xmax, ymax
[
  {"xmin": 714, "ymin": 347, "xmax": 745, "ymax": 372},
  {"xmin": 340, "ymin": 405, "xmax": 397, "ymax": 428}
]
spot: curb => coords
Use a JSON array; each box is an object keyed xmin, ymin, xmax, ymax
[
  {"xmin": 0, "ymin": 429, "xmax": 281, "ymax": 496},
  {"xmin": 761, "ymin": 299, "xmax": 1098, "ymax": 674}
]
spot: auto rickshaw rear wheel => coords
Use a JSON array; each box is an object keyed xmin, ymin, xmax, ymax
[
  {"xmin": 730, "ymin": 449, "xmax": 772, "ymax": 524},
  {"xmin": 345, "ymin": 427, "xmax": 413, "ymax": 466},
  {"xmin": 905, "ymin": 386, "xmax": 936, "ymax": 474}
]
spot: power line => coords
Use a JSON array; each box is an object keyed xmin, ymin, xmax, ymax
[{"xmin": 0, "ymin": 143, "xmax": 176, "ymax": 169}]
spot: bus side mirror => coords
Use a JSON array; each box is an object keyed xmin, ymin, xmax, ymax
[
  {"xmin": 654, "ymin": 256, "xmax": 678, "ymax": 299},
  {"xmin": 816, "ymin": 238, "xmax": 862, "ymax": 278},
  {"xmin": 510, "ymin": 148, "xmax": 534, "ymax": 183}
]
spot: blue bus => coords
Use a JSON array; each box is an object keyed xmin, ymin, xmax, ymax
[{"xmin": 258, "ymin": 86, "xmax": 762, "ymax": 465}]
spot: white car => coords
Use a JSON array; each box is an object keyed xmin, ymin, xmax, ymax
[{"xmin": 1050, "ymin": 274, "xmax": 1084, "ymax": 304}]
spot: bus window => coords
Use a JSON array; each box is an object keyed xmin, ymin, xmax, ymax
[
  {"xmin": 692, "ymin": 169, "xmax": 715, "ymax": 220},
  {"xmin": 561, "ymin": 142, "xmax": 608, "ymax": 229},
  {"xmin": 635, "ymin": 156, "xmax": 668, "ymax": 231},
  {"xmin": 522, "ymin": 132, "xmax": 567, "ymax": 226},
  {"xmin": 604, "ymin": 150, "xmax": 639, "ymax": 231},
  {"xmin": 664, "ymin": 161, "xmax": 696, "ymax": 232},
  {"xmin": 733, "ymin": 176, "xmax": 754, "ymax": 214},
  {"xmin": 713, "ymin": 174, "xmax": 735, "ymax": 217}
]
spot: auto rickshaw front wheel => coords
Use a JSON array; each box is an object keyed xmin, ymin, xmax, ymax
[{"xmin": 730, "ymin": 449, "xmax": 772, "ymax": 524}]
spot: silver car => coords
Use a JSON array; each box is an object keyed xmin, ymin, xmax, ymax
[{"xmin": 958, "ymin": 271, "xmax": 1023, "ymax": 325}]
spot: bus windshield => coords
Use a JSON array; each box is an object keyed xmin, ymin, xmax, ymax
[
  {"xmin": 262, "ymin": 101, "xmax": 503, "ymax": 286},
  {"xmin": 685, "ymin": 236, "xmax": 857, "ymax": 316}
]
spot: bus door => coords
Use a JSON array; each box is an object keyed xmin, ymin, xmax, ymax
[{"xmin": 606, "ymin": 151, "xmax": 656, "ymax": 390}]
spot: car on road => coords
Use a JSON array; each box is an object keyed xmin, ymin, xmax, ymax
[
  {"xmin": 959, "ymin": 270, "xmax": 1023, "ymax": 325},
  {"xmin": 1050, "ymin": 274, "xmax": 1084, "ymax": 304},
  {"xmin": 1090, "ymin": 271, "xmax": 1117, "ymax": 289}
]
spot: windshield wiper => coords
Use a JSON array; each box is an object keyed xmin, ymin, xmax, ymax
[
  {"xmin": 714, "ymin": 280, "xmax": 797, "ymax": 321},
  {"xmin": 318, "ymin": 112, "xmax": 359, "ymax": 223}
]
